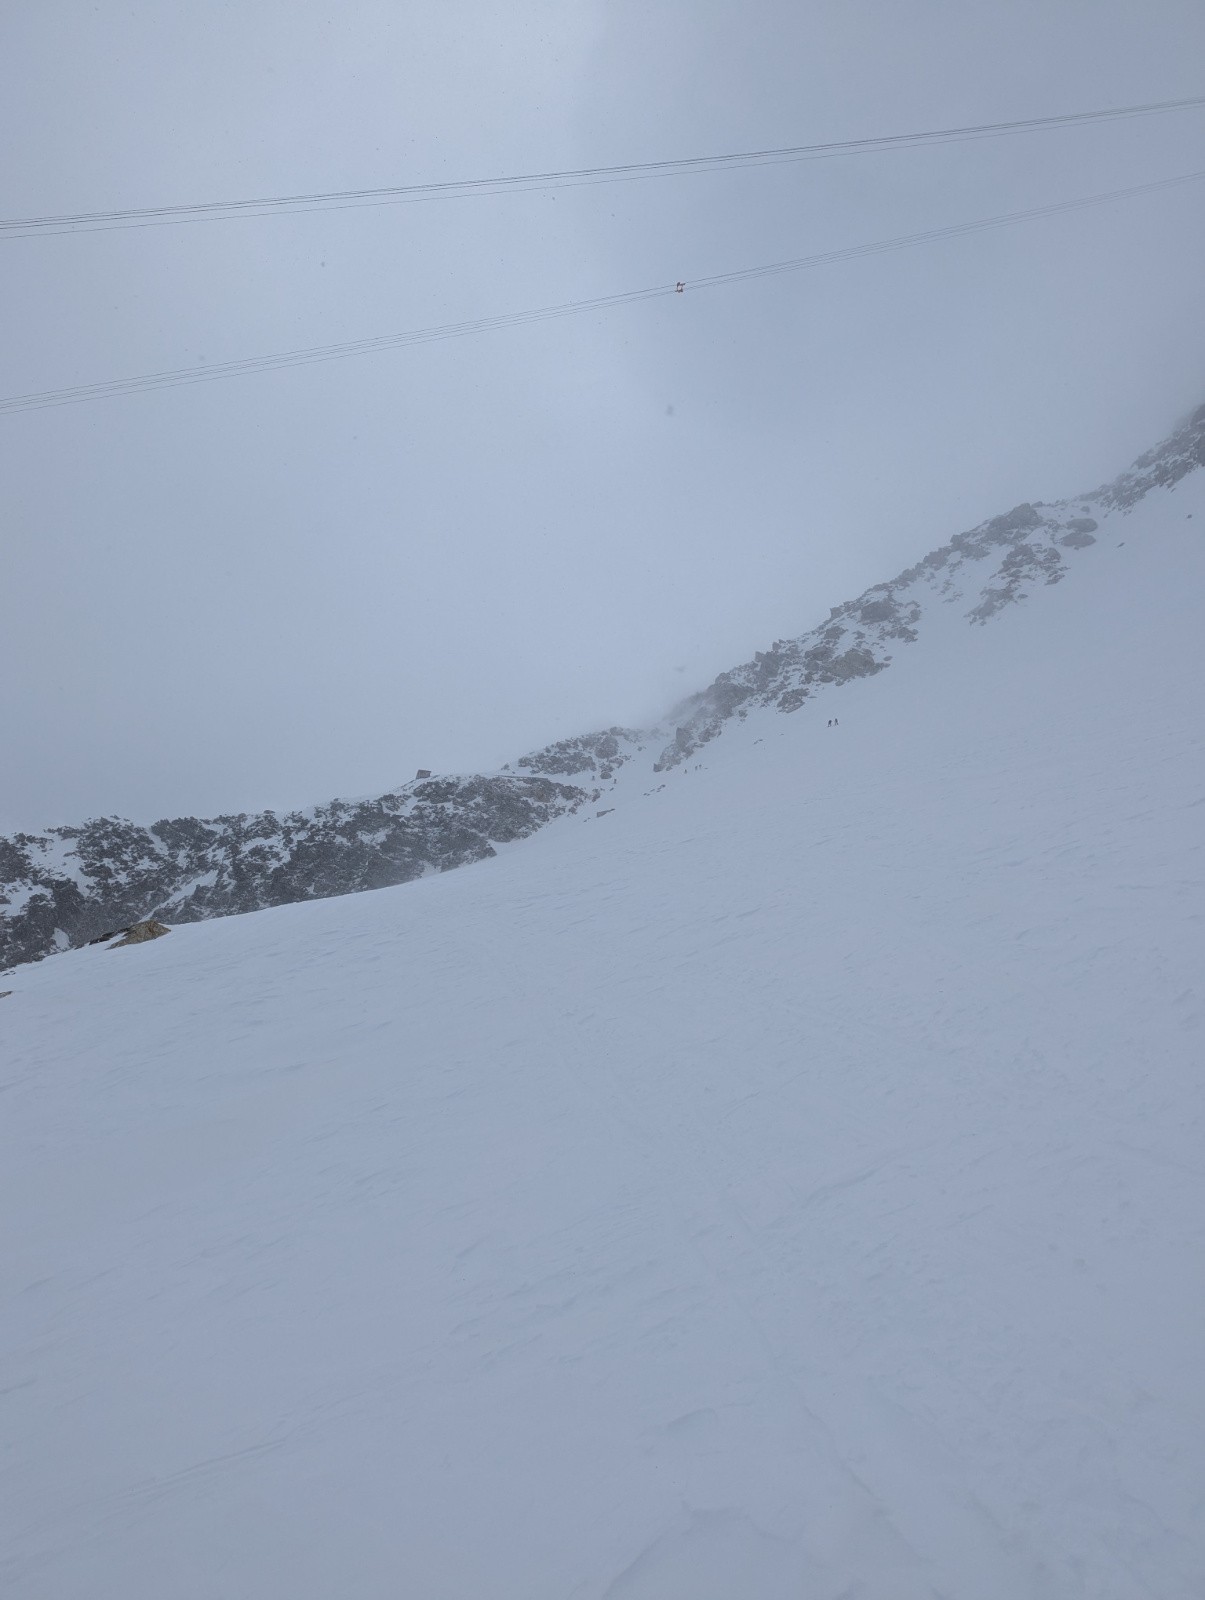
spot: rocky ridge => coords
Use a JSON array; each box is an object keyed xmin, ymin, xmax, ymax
[
  {"xmin": 652, "ymin": 401, "xmax": 1204, "ymax": 770},
  {"xmin": 3, "ymin": 404, "xmax": 1202, "ymax": 972},
  {"xmin": 0, "ymin": 749, "xmax": 646, "ymax": 973}
]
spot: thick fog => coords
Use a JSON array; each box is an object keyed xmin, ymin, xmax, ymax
[{"xmin": 2, "ymin": 0, "xmax": 1203, "ymax": 829}]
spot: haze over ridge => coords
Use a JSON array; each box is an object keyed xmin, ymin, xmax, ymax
[{"xmin": 3, "ymin": 1, "xmax": 1204, "ymax": 829}]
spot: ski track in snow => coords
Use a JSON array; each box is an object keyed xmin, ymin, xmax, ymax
[{"xmin": 1, "ymin": 475, "xmax": 1204, "ymax": 1597}]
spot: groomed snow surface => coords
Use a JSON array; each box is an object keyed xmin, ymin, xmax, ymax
[{"xmin": 3, "ymin": 474, "xmax": 1204, "ymax": 1599}]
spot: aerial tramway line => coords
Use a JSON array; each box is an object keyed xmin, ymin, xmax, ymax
[{"xmin": 3, "ymin": 94, "xmax": 1203, "ymax": 414}]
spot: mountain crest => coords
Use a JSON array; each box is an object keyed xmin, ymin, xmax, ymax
[
  {"xmin": 2, "ymin": 403, "xmax": 1202, "ymax": 971},
  {"xmin": 651, "ymin": 402, "xmax": 1205, "ymax": 770}
]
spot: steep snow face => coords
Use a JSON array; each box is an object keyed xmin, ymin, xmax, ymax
[
  {"xmin": 652, "ymin": 401, "xmax": 1205, "ymax": 769},
  {"xmin": 3, "ymin": 406, "xmax": 1202, "ymax": 973},
  {"xmin": 2, "ymin": 463, "xmax": 1203, "ymax": 1599}
]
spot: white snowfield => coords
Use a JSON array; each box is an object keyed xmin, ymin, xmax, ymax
[{"xmin": 3, "ymin": 472, "xmax": 1204, "ymax": 1599}]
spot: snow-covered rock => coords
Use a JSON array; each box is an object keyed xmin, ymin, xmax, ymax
[
  {"xmin": 652, "ymin": 402, "xmax": 1205, "ymax": 768},
  {"xmin": 0, "ymin": 774, "xmax": 592, "ymax": 971},
  {"xmin": 2, "ymin": 408, "xmax": 1204, "ymax": 1598},
  {"xmin": 2, "ymin": 403, "xmax": 1202, "ymax": 975}
]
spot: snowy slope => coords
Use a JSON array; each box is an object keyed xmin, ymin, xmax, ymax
[
  {"xmin": 5, "ymin": 403, "xmax": 1202, "ymax": 974},
  {"xmin": 2, "ymin": 466, "xmax": 1204, "ymax": 1598}
]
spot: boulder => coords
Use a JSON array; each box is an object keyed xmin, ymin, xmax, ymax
[{"xmin": 109, "ymin": 919, "xmax": 171, "ymax": 948}]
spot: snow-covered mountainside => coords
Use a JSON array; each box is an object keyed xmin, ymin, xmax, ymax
[
  {"xmin": 0, "ymin": 772, "xmax": 611, "ymax": 971},
  {"xmin": 4, "ymin": 403, "xmax": 1202, "ymax": 974},
  {"xmin": 651, "ymin": 400, "xmax": 1205, "ymax": 768},
  {"xmin": 3, "ymin": 416, "xmax": 1204, "ymax": 1597}
]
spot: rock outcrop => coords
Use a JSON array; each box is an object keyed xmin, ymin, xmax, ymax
[
  {"xmin": 649, "ymin": 403, "xmax": 1205, "ymax": 769},
  {"xmin": 0, "ymin": 772, "xmax": 594, "ymax": 972},
  {"xmin": 3, "ymin": 404, "xmax": 1202, "ymax": 972},
  {"xmin": 108, "ymin": 919, "xmax": 171, "ymax": 948}
]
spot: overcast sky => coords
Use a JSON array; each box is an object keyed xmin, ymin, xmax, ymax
[{"xmin": 2, "ymin": 1, "xmax": 1204, "ymax": 830}]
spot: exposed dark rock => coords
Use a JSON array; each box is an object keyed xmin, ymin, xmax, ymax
[
  {"xmin": 650, "ymin": 405, "xmax": 1203, "ymax": 769},
  {"xmin": 967, "ymin": 542, "xmax": 1065, "ymax": 623},
  {"xmin": 4, "ymin": 403, "xmax": 1203, "ymax": 973},
  {"xmin": 1095, "ymin": 404, "xmax": 1205, "ymax": 511},
  {"xmin": 109, "ymin": 919, "xmax": 171, "ymax": 948},
  {"xmin": 0, "ymin": 774, "xmax": 591, "ymax": 972},
  {"xmin": 1059, "ymin": 517, "xmax": 1099, "ymax": 549},
  {"xmin": 516, "ymin": 728, "xmax": 643, "ymax": 782}
]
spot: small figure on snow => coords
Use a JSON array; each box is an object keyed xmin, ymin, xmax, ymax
[{"xmin": 674, "ymin": 281, "xmax": 685, "ymax": 293}]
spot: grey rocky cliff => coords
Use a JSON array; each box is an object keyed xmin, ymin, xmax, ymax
[
  {"xmin": 0, "ymin": 727, "xmax": 650, "ymax": 973},
  {"xmin": 3, "ymin": 405, "xmax": 1202, "ymax": 971},
  {"xmin": 511, "ymin": 727, "xmax": 645, "ymax": 782},
  {"xmin": 0, "ymin": 773, "xmax": 592, "ymax": 972}
]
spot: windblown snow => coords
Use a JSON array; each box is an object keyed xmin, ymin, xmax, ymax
[{"xmin": 2, "ymin": 431, "xmax": 1204, "ymax": 1598}]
